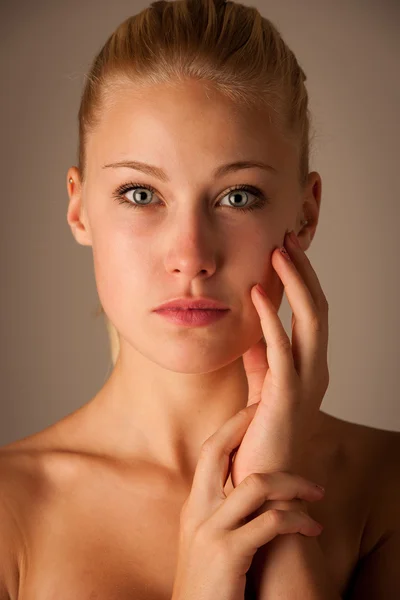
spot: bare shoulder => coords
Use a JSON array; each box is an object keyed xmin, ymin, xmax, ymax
[
  {"xmin": 0, "ymin": 442, "xmax": 49, "ymax": 600},
  {"xmin": 320, "ymin": 409, "xmax": 398, "ymax": 462},
  {"xmin": 329, "ymin": 411, "xmax": 400, "ymax": 478},
  {"xmin": 324, "ymin": 410, "xmax": 400, "ymax": 491},
  {"xmin": 0, "ymin": 425, "xmax": 97, "ymax": 503},
  {"xmin": 323, "ymin": 411, "xmax": 400, "ymax": 555},
  {"xmin": 355, "ymin": 419, "xmax": 400, "ymax": 551},
  {"xmin": 0, "ymin": 426, "xmax": 89, "ymax": 599}
]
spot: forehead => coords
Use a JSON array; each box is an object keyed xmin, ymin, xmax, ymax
[{"xmin": 87, "ymin": 80, "xmax": 297, "ymax": 179}]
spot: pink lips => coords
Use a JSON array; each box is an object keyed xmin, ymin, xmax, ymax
[
  {"xmin": 154, "ymin": 308, "xmax": 229, "ymax": 327},
  {"xmin": 153, "ymin": 296, "xmax": 229, "ymax": 311}
]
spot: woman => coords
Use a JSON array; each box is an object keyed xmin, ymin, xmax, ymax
[{"xmin": 0, "ymin": 1, "xmax": 398, "ymax": 598}]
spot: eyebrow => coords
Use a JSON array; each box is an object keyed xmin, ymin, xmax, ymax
[{"xmin": 101, "ymin": 159, "xmax": 277, "ymax": 182}]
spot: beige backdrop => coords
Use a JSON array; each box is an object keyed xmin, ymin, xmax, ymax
[{"xmin": 1, "ymin": 0, "xmax": 399, "ymax": 446}]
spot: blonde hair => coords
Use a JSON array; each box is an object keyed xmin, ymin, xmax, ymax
[{"xmin": 79, "ymin": 0, "xmax": 315, "ymax": 366}]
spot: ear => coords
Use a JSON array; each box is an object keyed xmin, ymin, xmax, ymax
[
  {"xmin": 298, "ymin": 171, "xmax": 322, "ymax": 252},
  {"xmin": 66, "ymin": 167, "xmax": 93, "ymax": 247}
]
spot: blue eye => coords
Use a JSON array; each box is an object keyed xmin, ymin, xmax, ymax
[{"xmin": 112, "ymin": 182, "xmax": 269, "ymax": 213}]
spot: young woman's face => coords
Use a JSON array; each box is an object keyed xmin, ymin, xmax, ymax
[{"xmin": 75, "ymin": 80, "xmax": 304, "ymax": 371}]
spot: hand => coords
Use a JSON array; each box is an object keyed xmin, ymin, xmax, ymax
[
  {"xmin": 229, "ymin": 230, "xmax": 330, "ymax": 505},
  {"xmin": 172, "ymin": 402, "xmax": 325, "ymax": 600}
]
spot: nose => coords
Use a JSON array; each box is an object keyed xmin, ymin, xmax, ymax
[{"xmin": 162, "ymin": 211, "xmax": 220, "ymax": 280}]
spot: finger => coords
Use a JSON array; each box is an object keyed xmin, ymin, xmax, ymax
[
  {"xmin": 274, "ymin": 234, "xmax": 329, "ymax": 389},
  {"xmin": 189, "ymin": 403, "xmax": 259, "ymax": 519},
  {"xmin": 285, "ymin": 232, "xmax": 329, "ymax": 314},
  {"xmin": 251, "ymin": 282, "xmax": 297, "ymax": 390},
  {"xmin": 232, "ymin": 508, "xmax": 323, "ymax": 554},
  {"xmin": 208, "ymin": 471, "xmax": 324, "ymax": 532}
]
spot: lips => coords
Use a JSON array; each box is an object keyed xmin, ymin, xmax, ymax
[
  {"xmin": 154, "ymin": 307, "xmax": 230, "ymax": 326},
  {"xmin": 154, "ymin": 297, "xmax": 229, "ymax": 311}
]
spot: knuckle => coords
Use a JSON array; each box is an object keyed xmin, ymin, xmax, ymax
[
  {"xmin": 244, "ymin": 472, "xmax": 270, "ymax": 490},
  {"xmin": 266, "ymin": 508, "xmax": 284, "ymax": 528},
  {"xmin": 200, "ymin": 437, "xmax": 216, "ymax": 456},
  {"xmin": 274, "ymin": 335, "xmax": 292, "ymax": 352}
]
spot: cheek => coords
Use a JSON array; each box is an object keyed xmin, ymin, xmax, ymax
[
  {"xmin": 240, "ymin": 233, "xmax": 284, "ymax": 312},
  {"xmin": 91, "ymin": 229, "xmax": 149, "ymax": 319},
  {"xmin": 237, "ymin": 232, "xmax": 273, "ymax": 283}
]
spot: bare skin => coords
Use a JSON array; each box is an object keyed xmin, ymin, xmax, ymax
[
  {"xmin": 0, "ymin": 402, "xmax": 399, "ymax": 600},
  {"xmin": 1, "ymin": 80, "xmax": 399, "ymax": 599}
]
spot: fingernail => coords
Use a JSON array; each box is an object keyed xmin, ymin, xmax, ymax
[
  {"xmin": 314, "ymin": 484, "xmax": 325, "ymax": 494},
  {"xmin": 280, "ymin": 246, "xmax": 291, "ymax": 262}
]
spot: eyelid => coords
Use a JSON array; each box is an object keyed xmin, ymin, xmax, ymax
[{"xmin": 112, "ymin": 180, "xmax": 271, "ymax": 206}]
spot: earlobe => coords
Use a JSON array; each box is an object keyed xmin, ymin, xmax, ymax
[
  {"xmin": 67, "ymin": 207, "xmax": 93, "ymax": 247},
  {"xmin": 69, "ymin": 220, "xmax": 93, "ymax": 247}
]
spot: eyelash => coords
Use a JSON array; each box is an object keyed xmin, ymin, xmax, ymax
[{"xmin": 112, "ymin": 181, "xmax": 269, "ymax": 213}]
